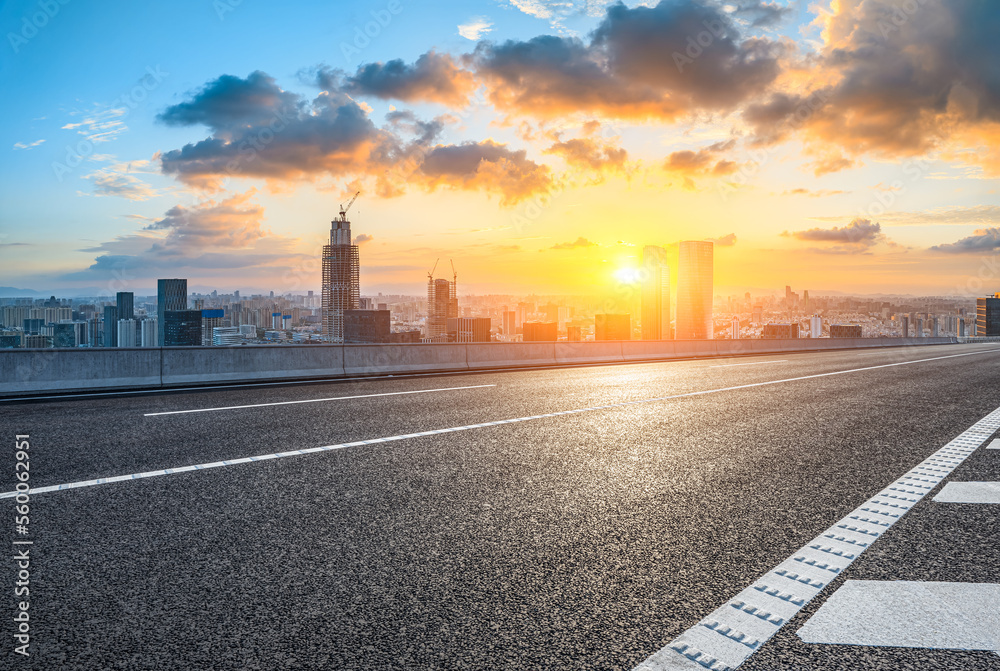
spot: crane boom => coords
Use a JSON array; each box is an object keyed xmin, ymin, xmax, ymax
[
  {"xmin": 428, "ymin": 258, "xmax": 440, "ymax": 280},
  {"xmin": 339, "ymin": 191, "xmax": 360, "ymax": 220}
]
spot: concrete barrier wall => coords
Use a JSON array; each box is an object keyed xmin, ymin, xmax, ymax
[
  {"xmin": 0, "ymin": 336, "xmax": 960, "ymax": 397},
  {"xmin": 466, "ymin": 342, "xmax": 556, "ymax": 370},
  {"xmin": 343, "ymin": 343, "xmax": 467, "ymax": 376},
  {"xmin": 161, "ymin": 345, "xmax": 345, "ymax": 386}
]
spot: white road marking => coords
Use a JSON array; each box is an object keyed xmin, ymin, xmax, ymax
[
  {"xmin": 632, "ymin": 402, "xmax": 1000, "ymax": 671},
  {"xmin": 143, "ymin": 384, "xmax": 497, "ymax": 416},
  {"xmin": 708, "ymin": 360, "xmax": 787, "ymax": 368},
  {"xmin": 797, "ymin": 580, "xmax": 1000, "ymax": 650},
  {"xmin": 3, "ymin": 348, "xmax": 999, "ymax": 502},
  {"xmin": 932, "ymin": 481, "xmax": 1000, "ymax": 504},
  {"xmin": 988, "ymin": 439, "xmax": 1000, "ymax": 450}
]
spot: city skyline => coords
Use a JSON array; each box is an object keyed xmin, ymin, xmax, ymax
[{"xmin": 4, "ymin": 0, "xmax": 1000, "ymax": 296}]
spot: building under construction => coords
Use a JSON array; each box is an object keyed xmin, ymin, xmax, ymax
[
  {"xmin": 321, "ymin": 194, "xmax": 360, "ymax": 342},
  {"xmin": 425, "ymin": 261, "xmax": 458, "ymax": 341}
]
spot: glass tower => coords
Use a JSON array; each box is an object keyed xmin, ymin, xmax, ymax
[{"xmin": 675, "ymin": 240, "xmax": 714, "ymax": 340}]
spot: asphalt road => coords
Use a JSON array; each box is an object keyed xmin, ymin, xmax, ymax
[{"xmin": 2, "ymin": 342, "xmax": 1000, "ymax": 670}]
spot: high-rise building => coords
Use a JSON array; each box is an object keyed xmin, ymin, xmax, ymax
[
  {"xmin": 566, "ymin": 325, "xmax": 582, "ymax": 341},
  {"xmin": 117, "ymin": 319, "xmax": 138, "ymax": 347},
  {"xmin": 641, "ymin": 245, "xmax": 671, "ymax": 340},
  {"xmin": 321, "ymin": 209, "xmax": 360, "ymax": 342},
  {"xmin": 730, "ymin": 317, "xmax": 740, "ymax": 339},
  {"xmin": 163, "ymin": 310, "xmax": 202, "ymax": 346},
  {"xmin": 523, "ymin": 321, "xmax": 557, "ymax": 342},
  {"xmin": 102, "ymin": 305, "xmax": 118, "ymax": 347},
  {"xmin": 830, "ymin": 324, "xmax": 863, "ymax": 338},
  {"xmin": 141, "ymin": 318, "xmax": 158, "ymax": 347},
  {"xmin": 157, "ymin": 279, "xmax": 188, "ymax": 346},
  {"xmin": 676, "ymin": 240, "xmax": 714, "ymax": 339},
  {"xmin": 976, "ymin": 294, "xmax": 1000, "ymax": 336},
  {"xmin": 53, "ymin": 323, "xmax": 77, "ymax": 348},
  {"xmin": 901, "ymin": 315, "xmax": 909, "ymax": 337},
  {"xmin": 809, "ymin": 315, "xmax": 822, "ymax": 338},
  {"xmin": 447, "ymin": 317, "xmax": 491, "ymax": 343},
  {"xmin": 201, "ymin": 309, "xmax": 224, "ymax": 346},
  {"xmin": 501, "ymin": 310, "xmax": 516, "ymax": 337},
  {"xmin": 595, "ymin": 314, "xmax": 631, "ymax": 341},
  {"xmin": 426, "ymin": 277, "xmax": 457, "ymax": 340},
  {"xmin": 116, "ymin": 291, "xmax": 134, "ymax": 322},
  {"xmin": 344, "ymin": 309, "xmax": 391, "ymax": 343}
]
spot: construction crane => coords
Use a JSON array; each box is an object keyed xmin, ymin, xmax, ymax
[
  {"xmin": 428, "ymin": 258, "xmax": 439, "ymax": 282},
  {"xmin": 337, "ymin": 191, "xmax": 360, "ymax": 222},
  {"xmin": 450, "ymin": 259, "xmax": 457, "ymax": 285}
]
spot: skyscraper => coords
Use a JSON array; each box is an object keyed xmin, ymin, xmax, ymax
[
  {"xmin": 102, "ymin": 305, "xmax": 118, "ymax": 347},
  {"xmin": 976, "ymin": 294, "xmax": 1000, "ymax": 336},
  {"xmin": 321, "ymin": 209, "xmax": 360, "ymax": 342},
  {"xmin": 641, "ymin": 245, "xmax": 671, "ymax": 340},
  {"xmin": 675, "ymin": 240, "xmax": 714, "ymax": 339},
  {"xmin": 157, "ymin": 279, "xmax": 188, "ymax": 346},
  {"xmin": 426, "ymin": 277, "xmax": 457, "ymax": 340},
  {"xmin": 116, "ymin": 291, "xmax": 134, "ymax": 322}
]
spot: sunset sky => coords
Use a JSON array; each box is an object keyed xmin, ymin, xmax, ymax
[{"xmin": 2, "ymin": 0, "xmax": 1000, "ymax": 296}]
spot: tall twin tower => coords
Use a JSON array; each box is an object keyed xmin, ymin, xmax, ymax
[
  {"xmin": 641, "ymin": 240, "xmax": 714, "ymax": 340},
  {"xmin": 321, "ymin": 204, "xmax": 360, "ymax": 342}
]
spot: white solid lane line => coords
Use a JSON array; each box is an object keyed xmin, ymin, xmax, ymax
[
  {"xmin": 4, "ymin": 347, "xmax": 1000, "ymax": 502},
  {"xmin": 631, "ymin": 403, "xmax": 1000, "ymax": 671},
  {"xmin": 708, "ymin": 360, "xmax": 787, "ymax": 368},
  {"xmin": 143, "ymin": 384, "xmax": 497, "ymax": 416}
]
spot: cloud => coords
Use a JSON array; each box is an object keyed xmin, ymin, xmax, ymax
[
  {"xmin": 743, "ymin": 0, "xmax": 1000, "ymax": 173},
  {"xmin": 544, "ymin": 137, "xmax": 628, "ymax": 173},
  {"xmin": 332, "ymin": 51, "xmax": 476, "ymax": 106},
  {"xmin": 65, "ymin": 191, "xmax": 305, "ymax": 280},
  {"xmin": 415, "ymin": 139, "xmax": 554, "ymax": 206},
  {"xmin": 157, "ymin": 71, "xmax": 404, "ymax": 190},
  {"xmin": 458, "ymin": 17, "xmax": 493, "ymax": 40},
  {"xmin": 549, "ymin": 236, "xmax": 597, "ymax": 250},
  {"xmin": 83, "ymin": 171, "xmax": 159, "ymax": 201},
  {"xmin": 732, "ymin": 1, "xmax": 793, "ymax": 28},
  {"xmin": 929, "ymin": 228, "xmax": 1000, "ymax": 254},
  {"xmin": 784, "ymin": 218, "xmax": 889, "ymax": 253},
  {"xmin": 13, "ymin": 139, "xmax": 45, "ymax": 150},
  {"xmin": 353, "ymin": 233, "xmax": 374, "ymax": 245},
  {"xmin": 62, "ymin": 106, "xmax": 128, "ymax": 143},
  {"xmin": 662, "ymin": 139, "xmax": 737, "ymax": 185},
  {"xmin": 782, "ymin": 188, "xmax": 848, "ymax": 197},
  {"xmin": 473, "ymin": 0, "xmax": 784, "ymax": 121},
  {"xmin": 710, "ymin": 233, "xmax": 737, "ymax": 246}
]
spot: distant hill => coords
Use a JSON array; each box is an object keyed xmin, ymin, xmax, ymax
[{"xmin": 0, "ymin": 287, "xmax": 44, "ymax": 297}]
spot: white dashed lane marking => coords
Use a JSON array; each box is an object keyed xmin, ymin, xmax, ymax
[
  {"xmin": 932, "ymin": 481, "xmax": 1000, "ymax": 504},
  {"xmin": 797, "ymin": 581, "xmax": 1000, "ymax": 651},
  {"xmin": 632, "ymin": 404, "xmax": 1000, "ymax": 671},
  {"xmin": 143, "ymin": 384, "xmax": 496, "ymax": 416}
]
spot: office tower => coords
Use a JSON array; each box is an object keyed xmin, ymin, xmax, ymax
[
  {"xmin": 158, "ymin": 279, "xmax": 188, "ymax": 346},
  {"xmin": 141, "ymin": 319, "xmax": 158, "ymax": 347},
  {"xmin": 595, "ymin": 314, "xmax": 631, "ymax": 340},
  {"xmin": 523, "ymin": 321, "xmax": 557, "ymax": 342},
  {"xmin": 426, "ymin": 278, "xmax": 457, "ymax": 340},
  {"xmin": 959, "ymin": 317, "xmax": 966, "ymax": 337},
  {"xmin": 730, "ymin": 317, "xmax": 739, "ymax": 339},
  {"xmin": 641, "ymin": 245, "xmax": 671, "ymax": 340},
  {"xmin": 566, "ymin": 326, "xmax": 582, "ymax": 341},
  {"xmin": 163, "ymin": 310, "xmax": 202, "ymax": 346},
  {"xmin": 976, "ymin": 294, "xmax": 1000, "ymax": 336},
  {"xmin": 802, "ymin": 289, "xmax": 810, "ymax": 310},
  {"xmin": 321, "ymin": 209, "xmax": 360, "ymax": 342},
  {"xmin": 116, "ymin": 291, "xmax": 134, "ymax": 322},
  {"xmin": 53, "ymin": 323, "xmax": 77, "ymax": 348},
  {"xmin": 762, "ymin": 323, "xmax": 799, "ymax": 338},
  {"xmin": 502, "ymin": 310, "xmax": 516, "ymax": 337},
  {"xmin": 103, "ymin": 305, "xmax": 118, "ymax": 347},
  {"xmin": 810, "ymin": 315, "xmax": 822, "ymax": 338},
  {"xmin": 212, "ymin": 327, "xmax": 242, "ymax": 346},
  {"xmin": 932, "ymin": 317, "xmax": 939, "ymax": 337},
  {"xmin": 676, "ymin": 240, "xmax": 714, "ymax": 339},
  {"xmin": 344, "ymin": 310, "xmax": 391, "ymax": 343},
  {"xmin": 447, "ymin": 317, "xmax": 491, "ymax": 343},
  {"xmin": 830, "ymin": 324, "xmax": 863, "ymax": 338},
  {"xmin": 201, "ymin": 309, "xmax": 224, "ymax": 346},
  {"xmin": 117, "ymin": 319, "xmax": 137, "ymax": 347},
  {"xmin": 916, "ymin": 317, "xmax": 923, "ymax": 337},
  {"xmin": 901, "ymin": 316, "xmax": 909, "ymax": 337}
]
